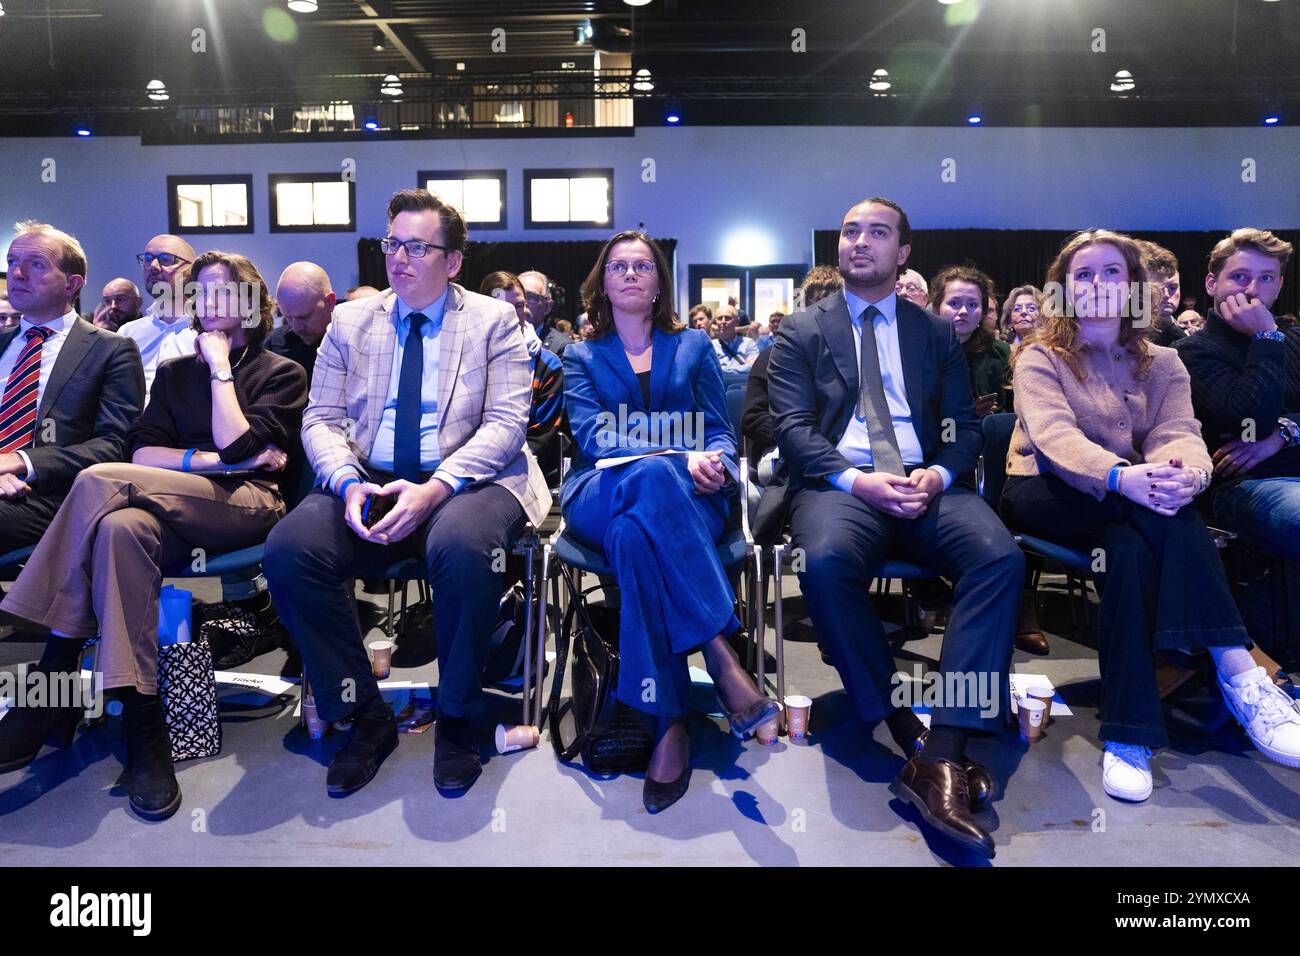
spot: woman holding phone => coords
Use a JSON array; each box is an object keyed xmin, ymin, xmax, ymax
[{"xmin": 0, "ymin": 251, "xmax": 307, "ymax": 821}]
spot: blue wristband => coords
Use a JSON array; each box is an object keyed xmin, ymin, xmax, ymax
[
  {"xmin": 1107, "ymin": 464, "xmax": 1123, "ymax": 493},
  {"xmin": 182, "ymin": 448, "xmax": 198, "ymax": 472},
  {"xmin": 337, "ymin": 476, "xmax": 360, "ymax": 499},
  {"xmin": 1253, "ymin": 329, "xmax": 1285, "ymax": 342}
]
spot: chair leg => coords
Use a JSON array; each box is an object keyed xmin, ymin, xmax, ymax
[
  {"xmin": 385, "ymin": 581, "xmax": 397, "ymax": 640},
  {"xmin": 751, "ymin": 544, "xmax": 765, "ymax": 697},
  {"xmin": 520, "ymin": 541, "xmax": 535, "ymax": 729},
  {"xmin": 535, "ymin": 544, "xmax": 552, "ymax": 729},
  {"xmin": 773, "ymin": 543, "xmax": 787, "ymax": 730}
]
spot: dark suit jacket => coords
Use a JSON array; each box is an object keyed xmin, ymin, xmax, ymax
[
  {"xmin": 0, "ymin": 317, "xmax": 145, "ymax": 492},
  {"xmin": 759, "ymin": 291, "xmax": 980, "ymax": 539},
  {"xmin": 560, "ymin": 326, "xmax": 736, "ymax": 513},
  {"xmin": 741, "ymin": 346, "xmax": 776, "ymax": 460}
]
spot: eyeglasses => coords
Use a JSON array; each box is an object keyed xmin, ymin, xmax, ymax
[
  {"xmin": 523, "ymin": 292, "xmax": 551, "ymax": 304},
  {"xmin": 380, "ymin": 237, "xmax": 450, "ymax": 258},
  {"xmin": 136, "ymin": 252, "xmax": 191, "ymax": 267},
  {"xmin": 1011, "ymin": 303, "xmax": 1040, "ymax": 314},
  {"xmin": 605, "ymin": 259, "xmax": 656, "ymax": 277},
  {"xmin": 896, "ymin": 282, "xmax": 925, "ymax": 295}
]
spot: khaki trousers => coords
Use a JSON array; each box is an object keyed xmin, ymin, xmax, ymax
[{"xmin": 1, "ymin": 463, "xmax": 283, "ymax": 694}]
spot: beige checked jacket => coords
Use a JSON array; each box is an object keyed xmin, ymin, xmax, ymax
[{"xmin": 301, "ymin": 283, "xmax": 551, "ymax": 526}]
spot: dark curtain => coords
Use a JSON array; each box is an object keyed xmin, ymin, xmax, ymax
[
  {"xmin": 358, "ymin": 237, "xmax": 678, "ymax": 324},
  {"xmin": 812, "ymin": 229, "xmax": 1300, "ymax": 318}
]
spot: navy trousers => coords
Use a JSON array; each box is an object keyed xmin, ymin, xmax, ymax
[
  {"xmin": 789, "ymin": 483, "xmax": 1022, "ymax": 733},
  {"xmin": 264, "ymin": 482, "xmax": 526, "ymax": 723},
  {"xmin": 564, "ymin": 456, "xmax": 741, "ymax": 719}
]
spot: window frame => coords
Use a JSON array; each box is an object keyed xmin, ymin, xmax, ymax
[
  {"xmin": 267, "ymin": 172, "xmax": 357, "ymax": 234},
  {"xmin": 417, "ymin": 169, "xmax": 508, "ymax": 230},
  {"xmin": 166, "ymin": 174, "xmax": 254, "ymax": 235},
  {"xmin": 523, "ymin": 167, "xmax": 614, "ymax": 229}
]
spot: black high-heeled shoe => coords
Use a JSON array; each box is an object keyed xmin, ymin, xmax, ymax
[
  {"xmin": 0, "ymin": 695, "xmax": 82, "ymax": 773},
  {"xmin": 643, "ymin": 765, "xmax": 693, "ymax": 814}
]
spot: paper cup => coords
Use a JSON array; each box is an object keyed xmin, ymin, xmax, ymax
[
  {"xmin": 784, "ymin": 695, "xmax": 813, "ymax": 740},
  {"xmin": 1018, "ymin": 698, "xmax": 1047, "ymax": 742},
  {"xmin": 1027, "ymin": 686, "xmax": 1055, "ymax": 726},
  {"xmin": 495, "ymin": 723, "xmax": 540, "ymax": 754},
  {"xmin": 369, "ymin": 640, "xmax": 394, "ymax": 679},
  {"xmin": 756, "ymin": 704, "xmax": 782, "ymax": 746}
]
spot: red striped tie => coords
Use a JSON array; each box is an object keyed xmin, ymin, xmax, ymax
[{"xmin": 0, "ymin": 326, "xmax": 53, "ymax": 454}]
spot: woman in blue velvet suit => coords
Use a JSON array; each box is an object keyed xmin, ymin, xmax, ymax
[{"xmin": 562, "ymin": 230, "xmax": 778, "ymax": 813}]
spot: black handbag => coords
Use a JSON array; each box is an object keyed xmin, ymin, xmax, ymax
[{"xmin": 546, "ymin": 565, "xmax": 654, "ymax": 774}]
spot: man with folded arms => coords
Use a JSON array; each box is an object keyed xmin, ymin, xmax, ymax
[
  {"xmin": 1176, "ymin": 228, "xmax": 1300, "ymax": 560},
  {"xmin": 767, "ymin": 198, "xmax": 1022, "ymax": 858},
  {"xmin": 264, "ymin": 189, "xmax": 549, "ymax": 796}
]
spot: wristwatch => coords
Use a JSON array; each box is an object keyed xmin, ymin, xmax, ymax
[
  {"xmin": 1278, "ymin": 417, "xmax": 1300, "ymax": 447},
  {"xmin": 210, "ymin": 368, "xmax": 234, "ymax": 384}
]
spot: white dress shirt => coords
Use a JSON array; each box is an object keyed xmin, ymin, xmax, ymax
[
  {"xmin": 117, "ymin": 301, "xmax": 198, "ymax": 399},
  {"xmin": 830, "ymin": 289, "xmax": 952, "ymax": 494},
  {"xmin": 0, "ymin": 309, "xmax": 79, "ymax": 479}
]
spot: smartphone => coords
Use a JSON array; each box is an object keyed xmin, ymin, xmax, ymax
[
  {"xmin": 361, "ymin": 492, "xmax": 396, "ymax": 528},
  {"xmin": 977, "ymin": 392, "xmax": 999, "ymax": 404}
]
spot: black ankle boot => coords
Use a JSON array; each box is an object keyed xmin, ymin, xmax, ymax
[
  {"xmin": 120, "ymin": 690, "xmax": 181, "ymax": 821},
  {"xmin": 0, "ymin": 652, "xmax": 85, "ymax": 773}
]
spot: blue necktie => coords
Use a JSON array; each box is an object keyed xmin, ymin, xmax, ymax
[{"xmin": 393, "ymin": 311, "xmax": 427, "ymax": 483}]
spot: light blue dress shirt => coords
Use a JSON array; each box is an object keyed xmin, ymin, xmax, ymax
[{"xmin": 830, "ymin": 289, "xmax": 953, "ymax": 494}]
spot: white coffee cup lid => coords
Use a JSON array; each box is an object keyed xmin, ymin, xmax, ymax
[
  {"xmin": 370, "ymin": 640, "xmax": 394, "ymax": 652},
  {"xmin": 784, "ymin": 695, "xmax": 813, "ymax": 708}
]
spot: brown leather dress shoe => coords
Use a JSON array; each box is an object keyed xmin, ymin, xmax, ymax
[
  {"xmin": 1015, "ymin": 589, "xmax": 1050, "ymax": 655},
  {"xmin": 909, "ymin": 730, "xmax": 995, "ymax": 812},
  {"xmin": 891, "ymin": 754, "xmax": 995, "ymax": 858}
]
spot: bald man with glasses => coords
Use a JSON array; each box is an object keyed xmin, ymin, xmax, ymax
[{"xmin": 117, "ymin": 234, "xmax": 198, "ymax": 397}]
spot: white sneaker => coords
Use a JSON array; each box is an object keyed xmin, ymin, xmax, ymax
[
  {"xmin": 1219, "ymin": 666, "xmax": 1300, "ymax": 768},
  {"xmin": 1103, "ymin": 742, "xmax": 1154, "ymax": 802}
]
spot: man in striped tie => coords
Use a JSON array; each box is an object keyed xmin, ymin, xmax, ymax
[{"xmin": 0, "ymin": 221, "xmax": 144, "ymax": 555}]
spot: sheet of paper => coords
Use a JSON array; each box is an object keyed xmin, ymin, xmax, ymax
[{"xmin": 595, "ymin": 449, "xmax": 687, "ymax": 469}]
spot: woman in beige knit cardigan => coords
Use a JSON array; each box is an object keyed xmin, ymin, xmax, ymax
[{"xmin": 1000, "ymin": 229, "xmax": 1300, "ymax": 803}]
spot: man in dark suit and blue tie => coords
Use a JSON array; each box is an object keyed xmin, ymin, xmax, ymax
[{"xmin": 767, "ymin": 198, "xmax": 1022, "ymax": 858}]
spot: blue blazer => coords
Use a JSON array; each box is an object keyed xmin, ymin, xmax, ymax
[
  {"xmin": 767, "ymin": 290, "xmax": 981, "ymax": 492},
  {"xmin": 560, "ymin": 326, "xmax": 738, "ymax": 511}
]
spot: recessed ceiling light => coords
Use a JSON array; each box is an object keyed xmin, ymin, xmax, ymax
[
  {"xmin": 286, "ymin": 0, "xmax": 318, "ymax": 12},
  {"xmin": 146, "ymin": 79, "xmax": 169, "ymax": 102},
  {"xmin": 967, "ymin": 114, "xmax": 982, "ymax": 125},
  {"xmin": 869, "ymin": 68, "xmax": 892, "ymax": 92},
  {"xmin": 1264, "ymin": 115, "xmax": 1280, "ymax": 125}
]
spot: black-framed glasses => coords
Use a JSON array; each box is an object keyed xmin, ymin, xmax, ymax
[
  {"xmin": 136, "ymin": 252, "xmax": 191, "ymax": 267},
  {"xmin": 605, "ymin": 259, "xmax": 656, "ymax": 277},
  {"xmin": 380, "ymin": 237, "xmax": 449, "ymax": 258}
]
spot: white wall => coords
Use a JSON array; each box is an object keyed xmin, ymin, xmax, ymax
[{"xmin": 3, "ymin": 125, "xmax": 1298, "ymax": 316}]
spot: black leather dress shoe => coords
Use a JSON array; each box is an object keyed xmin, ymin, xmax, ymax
[
  {"xmin": 643, "ymin": 766, "xmax": 692, "ymax": 814},
  {"xmin": 433, "ymin": 715, "xmax": 482, "ymax": 791},
  {"xmin": 890, "ymin": 754, "xmax": 995, "ymax": 858},
  {"xmin": 910, "ymin": 730, "xmax": 996, "ymax": 812},
  {"xmin": 326, "ymin": 713, "xmax": 398, "ymax": 796}
]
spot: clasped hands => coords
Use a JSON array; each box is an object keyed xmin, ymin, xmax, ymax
[
  {"xmin": 851, "ymin": 467, "xmax": 944, "ymax": 518},
  {"xmin": 1118, "ymin": 458, "xmax": 1201, "ymax": 517},
  {"xmin": 343, "ymin": 476, "xmax": 450, "ymax": 545}
]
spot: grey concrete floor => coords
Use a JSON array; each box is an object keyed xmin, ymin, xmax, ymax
[{"xmin": 1, "ymin": 575, "xmax": 1298, "ymax": 867}]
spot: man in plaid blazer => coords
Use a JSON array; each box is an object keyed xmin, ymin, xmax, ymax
[{"xmin": 265, "ymin": 189, "xmax": 550, "ymax": 798}]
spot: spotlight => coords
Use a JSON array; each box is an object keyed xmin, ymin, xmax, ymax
[
  {"xmin": 1265, "ymin": 115, "xmax": 1280, "ymax": 125},
  {"xmin": 624, "ymin": 0, "xmax": 652, "ymax": 6},
  {"xmin": 146, "ymin": 79, "xmax": 169, "ymax": 102},
  {"xmin": 869, "ymin": 68, "xmax": 891, "ymax": 93},
  {"xmin": 1110, "ymin": 69, "xmax": 1135, "ymax": 93},
  {"xmin": 633, "ymin": 68, "xmax": 654, "ymax": 92},
  {"xmin": 286, "ymin": 0, "xmax": 318, "ymax": 12},
  {"xmin": 380, "ymin": 73, "xmax": 403, "ymax": 97},
  {"xmin": 75, "ymin": 123, "xmax": 92, "ymax": 136},
  {"xmin": 363, "ymin": 118, "xmax": 380, "ymax": 131},
  {"xmin": 372, "ymin": 29, "xmax": 385, "ymax": 52},
  {"xmin": 967, "ymin": 114, "xmax": 982, "ymax": 125},
  {"xmin": 664, "ymin": 98, "xmax": 682, "ymax": 125}
]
